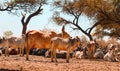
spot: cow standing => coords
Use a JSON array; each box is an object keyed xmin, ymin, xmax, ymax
[
  {"xmin": 51, "ymin": 36, "xmax": 81, "ymax": 63},
  {"xmin": 104, "ymin": 44, "xmax": 120, "ymax": 62},
  {"xmin": 25, "ymin": 26, "xmax": 70, "ymax": 60},
  {"xmin": 0, "ymin": 35, "xmax": 26, "ymax": 56}
]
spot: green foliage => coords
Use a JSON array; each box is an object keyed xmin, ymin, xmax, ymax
[{"xmin": 3, "ymin": 30, "xmax": 13, "ymax": 37}]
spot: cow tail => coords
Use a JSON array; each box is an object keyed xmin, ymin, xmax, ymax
[{"xmin": 25, "ymin": 32, "xmax": 29, "ymax": 51}]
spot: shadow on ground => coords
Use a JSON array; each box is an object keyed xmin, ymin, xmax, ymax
[{"xmin": 0, "ymin": 69, "xmax": 20, "ymax": 71}]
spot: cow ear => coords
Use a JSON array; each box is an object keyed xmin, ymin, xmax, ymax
[
  {"xmin": 76, "ymin": 36, "xmax": 80, "ymax": 41},
  {"xmin": 76, "ymin": 36, "xmax": 79, "ymax": 39},
  {"xmin": 69, "ymin": 37, "xmax": 72, "ymax": 40}
]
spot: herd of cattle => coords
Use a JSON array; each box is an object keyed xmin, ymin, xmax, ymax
[{"xmin": 0, "ymin": 26, "xmax": 120, "ymax": 63}]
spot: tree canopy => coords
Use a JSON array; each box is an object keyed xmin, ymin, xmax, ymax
[
  {"xmin": 0, "ymin": 0, "xmax": 47, "ymax": 34},
  {"xmin": 0, "ymin": 0, "xmax": 120, "ymax": 40},
  {"xmin": 52, "ymin": 0, "xmax": 120, "ymax": 40}
]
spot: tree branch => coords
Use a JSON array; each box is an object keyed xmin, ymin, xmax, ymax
[
  {"xmin": 88, "ymin": 19, "xmax": 104, "ymax": 34},
  {"xmin": 21, "ymin": 12, "xmax": 26, "ymax": 26},
  {"xmin": 25, "ymin": 5, "xmax": 43, "ymax": 24},
  {"xmin": 0, "ymin": 4, "xmax": 16, "ymax": 11}
]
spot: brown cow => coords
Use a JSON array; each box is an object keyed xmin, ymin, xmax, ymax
[
  {"xmin": 51, "ymin": 36, "xmax": 81, "ymax": 63},
  {"xmin": 26, "ymin": 26, "xmax": 70, "ymax": 60}
]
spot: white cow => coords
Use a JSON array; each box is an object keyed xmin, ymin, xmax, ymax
[
  {"xmin": 0, "ymin": 35, "xmax": 26, "ymax": 56},
  {"xmin": 73, "ymin": 51, "xmax": 86, "ymax": 59},
  {"xmin": 104, "ymin": 44, "xmax": 120, "ymax": 62}
]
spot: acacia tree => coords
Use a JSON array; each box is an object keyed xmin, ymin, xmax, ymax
[
  {"xmin": 83, "ymin": 0, "xmax": 120, "ymax": 39},
  {"xmin": 52, "ymin": 0, "xmax": 93, "ymax": 40},
  {"xmin": 0, "ymin": 0, "xmax": 47, "ymax": 34},
  {"xmin": 52, "ymin": 0, "xmax": 120, "ymax": 40}
]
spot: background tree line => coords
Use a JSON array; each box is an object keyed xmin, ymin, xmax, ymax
[{"xmin": 0, "ymin": 0, "xmax": 120, "ymax": 40}]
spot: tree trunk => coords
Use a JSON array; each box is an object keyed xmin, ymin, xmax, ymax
[
  {"xmin": 82, "ymin": 31, "xmax": 93, "ymax": 41},
  {"xmin": 22, "ymin": 24, "xmax": 27, "ymax": 35},
  {"xmin": 87, "ymin": 34, "xmax": 93, "ymax": 41},
  {"xmin": 74, "ymin": 24, "xmax": 93, "ymax": 41}
]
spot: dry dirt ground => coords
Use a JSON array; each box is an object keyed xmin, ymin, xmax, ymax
[{"xmin": 0, "ymin": 55, "xmax": 120, "ymax": 71}]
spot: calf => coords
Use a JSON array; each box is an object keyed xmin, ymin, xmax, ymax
[{"xmin": 51, "ymin": 36, "xmax": 81, "ymax": 63}]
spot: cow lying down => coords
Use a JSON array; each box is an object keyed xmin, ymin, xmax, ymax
[
  {"xmin": 73, "ymin": 51, "xmax": 86, "ymax": 59},
  {"xmin": 104, "ymin": 44, "xmax": 120, "ymax": 62},
  {"xmin": 51, "ymin": 36, "xmax": 81, "ymax": 63}
]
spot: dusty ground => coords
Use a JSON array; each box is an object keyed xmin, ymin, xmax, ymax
[{"xmin": 0, "ymin": 55, "xmax": 120, "ymax": 71}]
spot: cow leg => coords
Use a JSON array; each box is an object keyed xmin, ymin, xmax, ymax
[
  {"xmin": 66, "ymin": 49, "xmax": 72, "ymax": 63},
  {"xmin": 51, "ymin": 43, "xmax": 54, "ymax": 62},
  {"xmin": 53, "ymin": 49, "xmax": 57, "ymax": 62},
  {"xmin": 51, "ymin": 49, "xmax": 54, "ymax": 62},
  {"xmin": 5, "ymin": 48, "xmax": 7, "ymax": 56},
  {"xmin": 26, "ymin": 48, "xmax": 30, "ymax": 60},
  {"xmin": 22, "ymin": 47, "xmax": 24, "ymax": 56},
  {"xmin": 45, "ymin": 49, "xmax": 50, "ymax": 58},
  {"xmin": 20, "ymin": 46, "xmax": 24, "ymax": 56},
  {"xmin": 5, "ymin": 47, "xmax": 9, "ymax": 57},
  {"xmin": 19, "ymin": 47, "xmax": 22, "ymax": 56},
  {"xmin": 66, "ymin": 52, "xmax": 70, "ymax": 63}
]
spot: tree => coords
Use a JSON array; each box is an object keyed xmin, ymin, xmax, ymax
[
  {"xmin": 83, "ymin": 0, "xmax": 120, "ymax": 39},
  {"xmin": 52, "ymin": 0, "xmax": 93, "ymax": 40},
  {"xmin": 3, "ymin": 30, "xmax": 13, "ymax": 37},
  {"xmin": 0, "ymin": 0, "xmax": 47, "ymax": 34},
  {"xmin": 52, "ymin": 0, "xmax": 120, "ymax": 40}
]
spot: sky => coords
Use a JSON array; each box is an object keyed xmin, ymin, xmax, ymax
[{"xmin": 0, "ymin": 1, "xmax": 93, "ymax": 38}]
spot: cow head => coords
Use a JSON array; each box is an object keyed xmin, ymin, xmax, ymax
[
  {"xmin": 0, "ymin": 37, "xmax": 7, "ymax": 47},
  {"xmin": 69, "ymin": 36, "xmax": 81, "ymax": 47}
]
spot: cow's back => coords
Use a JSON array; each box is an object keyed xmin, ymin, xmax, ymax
[
  {"xmin": 26, "ymin": 30, "xmax": 57, "ymax": 49},
  {"xmin": 51, "ymin": 37, "xmax": 69, "ymax": 50},
  {"xmin": 7, "ymin": 35, "xmax": 25, "ymax": 47}
]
